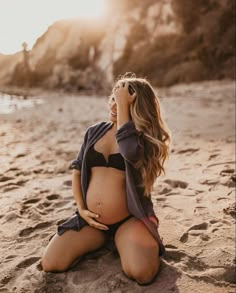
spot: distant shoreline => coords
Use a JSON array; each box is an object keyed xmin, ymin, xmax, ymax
[
  {"xmin": 0, "ymin": 84, "xmax": 109, "ymax": 99},
  {"xmin": 1, "ymin": 78, "xmax": 234, "ymax": 99}
]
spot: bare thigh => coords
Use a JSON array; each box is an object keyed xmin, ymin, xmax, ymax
[
  {"xmin": 41, "ymin": 226, "xmax": 106, "ymax": 272},
  {"xmin": 115, "ymin": 217, "xmax": 161, "ymax": 285}
]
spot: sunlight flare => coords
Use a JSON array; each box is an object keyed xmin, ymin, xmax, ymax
[{"xmin": 0, "ymin": 0, "xmax": 106, "ymax": 54}]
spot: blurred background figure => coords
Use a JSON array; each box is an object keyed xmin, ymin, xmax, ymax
[{"xmin": 21, "ymin": 42, "xmax": 31, "ymax": 87}]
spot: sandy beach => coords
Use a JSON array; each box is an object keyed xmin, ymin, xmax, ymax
[{"xmin": 0, "ymin": 80, "xmax": 235, "ymax": 293}]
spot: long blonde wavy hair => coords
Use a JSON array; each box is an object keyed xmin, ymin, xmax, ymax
[{"xmin": 114, "ymin": 73, "xmax": 171, "ymax": 196}]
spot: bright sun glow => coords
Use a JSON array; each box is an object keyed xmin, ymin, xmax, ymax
[{"xmin": 0, "ymin": 0, "xmax": 106, "ymax": 54}]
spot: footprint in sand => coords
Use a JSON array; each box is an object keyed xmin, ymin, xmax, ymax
[
  {"xmin": 176, "ymin": 148, "xmax": 199, "ymax": 154},
  {"xmin": 165, "ymin": 191, "xmax": 181, "ymax": 197},
  {"xmin": 195, "ymin": 189, "xmax": 204, "ymax": 194},
  {"xmin": 179, "ymin": 232, "xmax": 189, "ymax": 243},
  {"xmin": 15, "ymin": 153, "xmax": 27, "ymax": 158},
  {"xmin": 219, "ymin": 168, "xmax": 235, "ymax": 176},
  {"xmin": 42, "ymin": 273, "xmax": 65, "ymax": 292},
  {"xmin": 72, "ymin": 267, "xmax": 103, "ymax": 284},
  {"xmin": 165, "ymin": 248, "xmax": 210, "ymax": 273},
  {"xmin": 199, "ymin": 234, "xmax": 211, "ymax": 241},
  {"xmin": 46, "ymin": 194, "xmax": 61, "ymax": 201},
  {"xmin": 52, "ymin": 201, "xmax": 71, "ymax": 209},
  {"xmin": 38, "ymin": 189, "xmax": 50, "ymax": 194},
  {"xmin": 15, "ymin": 170, "xmax": 31, "ymax": 177},
  {"xmin": 19, "ymin": 221, "xmax": 51, "ymax": 237},
  {"xmin": 16, "ymin": 257, "xmax": 40, "ymax": 269},
  {"xmin": 231, "ymin": 174, "xmax": 236, "ymax": 183},
  {"xmin": 165, "ymin": 244, "xmax": 178, "ymax": 249},
  {"xmin": 2, "ymin": 255, "xmax": 18, "ymax": 264},
  {"xmin": 20, "ymin": 198, "xmax": 42, "ymax": 215},
  {"xmin": 208, "ymin": 154, "xmax": 219, "ymax": 160},
  {"xmin": 63, "ymin": 180, "xmax": 72, "ymax": 187},
  {"xmin": 194, "ymin": 206, "xmax": 209, "ymax": 216},
  {"xmin": 15, "ymin": 179, "xmax": 28, "ymax": 186},
  {"xmin": 219, "ymin": 168, "xmax": 236, "ymax": 187},
  {"xmin": 23, "ymin": 198, "xmax": 41, "ymax": 205},
  {"xmin": 219, "ymin": 176, "xmax": 236, "ymax": 188},
  {"xmin": 2, "ymin": 184, "xmax": 20, "ymax": 192},
  {"xmin": 95, "ymin": 273, "xmax": 131, "ymax": 292},
  {"xmin": 159, "ymin": 187, "xmax": 172, "ymax": 195},
  {"xmin": 46, "ymin": 193, "xmax": 69, "ymax": 208},
  {"xmin": 223, "ymin": 203, "xmax": 236, "ymax": 219},
  {"xmin": 55, "ymin": 165, "xmax": 68, "ymax": 174},
  {"xmin": 188, "ymin": 222, "xmax": 208, "ymax": 231},
  {"xmin": 0, "ymin": 269, "xmax": 14, "ymax": 285},
  {"xmin": 162, "ymin": 204, "xmax": 183, "ymax": 212},
  {"xmin": 32, "ymin": 168, "xmax": 44, "ymax": 174},
  {"xmin": 164, "ymin": 248, "xmax": 188, "ymax": 262},
  {"xmin": 36, "ymin": 200, "xmax": 53, "ymax": 209},
  {"xmin": 6, "ymin": 167, "xmax": 20, "ymax": 172},
  {"xmin": 155, "ymin": 197, "xmax": 166, "ymax": 202},
  {"xmin": 1, "ymin": 178, "xmax": 28, "ymax": 190},
  {"xmin": 3, "ymin": 211, "xmax": 23, "ymax": 222},
  {"xmin": 5, "ymin": 255, "xmax": 17, "ymax": 260},
  {"xmin": 180, "ymin": 222, "xmax": 208, "ymax": 243},
  {"xmin": 0, "ymin": 175, "xmax": 14, "ymax": 182},
  {"xmin": 199, "ymin": 178, "xmax": 219, "ymax": 186},
  {"xmin": 164, "ymin": 179, "xmax": 188, "ymax": 189}
]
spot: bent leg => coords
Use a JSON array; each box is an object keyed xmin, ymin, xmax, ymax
[
  {"xmin": 41, "ymin": 226, "xmax": 106, "ymax": 272},
  {"xmin": 115, "ymin": 217, "xmax": 161, "ymax": 285}
]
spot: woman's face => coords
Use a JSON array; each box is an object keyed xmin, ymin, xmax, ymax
[{"xmin": 108, "ymin": 96, "xmax": 117, "ymax": 122}]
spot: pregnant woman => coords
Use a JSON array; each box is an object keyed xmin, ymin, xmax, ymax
[{"xmin": 41, "ymin": 73, "xmax": 171, "ymax": 285}]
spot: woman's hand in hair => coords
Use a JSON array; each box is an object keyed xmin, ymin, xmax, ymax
[{"xmin": 113, "ymin": 81, "xmax": 136, "ymax": 107}]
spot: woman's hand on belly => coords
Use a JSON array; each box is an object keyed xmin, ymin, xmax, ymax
[{"xmin": 80, "ymin": 209, "xmax": 109, "ymax": 230}]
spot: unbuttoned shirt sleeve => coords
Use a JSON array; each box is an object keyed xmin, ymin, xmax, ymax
[
  {"xmin": 70, "ymin": 127, "xmax": 90, "ymax": 171},
  {"xmin": 115, "ymin": 120, "xmax": 158, "ymax": 221},
  {"xmin": 115, "ymin": 120, "xmax": 144, "ymax": 164}
]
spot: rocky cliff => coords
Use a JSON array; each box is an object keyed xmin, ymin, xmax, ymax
[{"xmin": 0, "ymin": 0, "xmax": 234, "ymax": 92}]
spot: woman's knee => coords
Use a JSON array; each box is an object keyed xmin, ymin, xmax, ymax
[
  {"xmin": 41, "ymin": 254, "xmax": 68, "ymax": 273},
  {"xmin": 123, "ymin": 262, "xmax": 159, "ymax": 285}
]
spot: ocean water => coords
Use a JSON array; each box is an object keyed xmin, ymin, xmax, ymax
[{"xmin": 0, "ymin": 93, "xmax": 43, "ymax": 114}]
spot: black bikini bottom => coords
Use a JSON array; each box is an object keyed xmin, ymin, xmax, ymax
[
  {"xmin": 104, "ymin": 215, "xmax": 133, "ymax": 237},
  {"xmin": 57, "ymin": 210, "xmax": 132, "ymax": 239}
]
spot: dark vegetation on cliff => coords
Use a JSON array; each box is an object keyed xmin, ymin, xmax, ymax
[
  {"xmin": 114, "ymin": 0, "xmax": 235, "ymax": 86},
  {"xmin": 8, "ymin": 20, "xmax": 106, "ymax": 91}
]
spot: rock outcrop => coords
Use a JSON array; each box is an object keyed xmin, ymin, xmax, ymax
[{"xmin": 0, "ymin": 0, "xmax": 234, "ymax": 91}]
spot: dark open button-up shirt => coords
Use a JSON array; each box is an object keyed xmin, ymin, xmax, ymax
[{"xmin": 58, "ymin": 120, "xmax": 165, "ymax": 256}]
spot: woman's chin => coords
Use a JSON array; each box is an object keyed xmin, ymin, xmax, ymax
[{"xmin": 109, "ymin": 114, "xmax": 117, "ymax": 122}]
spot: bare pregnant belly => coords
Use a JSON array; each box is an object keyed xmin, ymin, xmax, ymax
[{"xmin": 86, "ymin": 167, "xmax": 130, "ymax": 224}]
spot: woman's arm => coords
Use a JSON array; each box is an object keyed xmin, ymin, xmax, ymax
[
  {"xmin": 70, "ymin": 127, "xmax": 109, "ymax": 230},
  {"xmin": 72, "ymin": 169, "xmax": 85, "ymax": 212},
  {"xmin": 114, "ymin": 82, "xmax": 143, "ymax": 163},
  {"xmin": 116, "ymin": 101, "xmax": 130, "ymax": 130},
  {"xmin": 72, "ymin": 167, "xmax": 109, "ymax": 230},
  {"xmin": 70, "ymin": 127, "xmax": 90, "ymax": 170},
  {"xmin": 115, "ymin": 120, "xmax": 144, "ymax": 163},
  {"xmin": 115, "ymin": 81, "xmax": 134, "ymax": 129}
]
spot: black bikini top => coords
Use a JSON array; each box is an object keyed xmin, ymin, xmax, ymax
[{"xmin": 86, "ymin": 144, "xmax": 125, "ymax": 171}]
